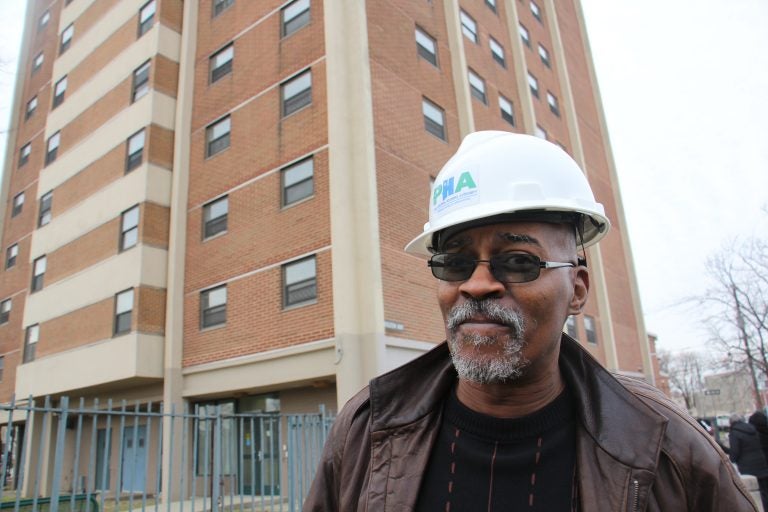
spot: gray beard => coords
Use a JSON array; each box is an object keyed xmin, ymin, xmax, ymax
[{"xmin": 446, "ymin": 299, "xmax": 529, "ymax": 384}]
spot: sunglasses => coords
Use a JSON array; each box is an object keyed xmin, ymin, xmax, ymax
[{"xmin": 428, "ymin": 253, "xmax": 576, "ymax": 283}]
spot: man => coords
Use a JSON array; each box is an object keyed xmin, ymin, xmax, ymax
[
  {"xmin": 730, "ymin": 414, "xmax": 768, "ymax": 510},
  {"xmin": 304, "ymin": 131, "xmax": 756, "ymax": 510}
]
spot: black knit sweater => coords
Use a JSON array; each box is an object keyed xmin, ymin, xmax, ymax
[{"xmin": 415, "ymin": 386, "xmax": 578, "ymax": 511}]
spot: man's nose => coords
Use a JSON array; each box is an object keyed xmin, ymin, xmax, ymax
[{"xmin": 458, "ymin": 261, "xmax": 505, "ymax": 299}]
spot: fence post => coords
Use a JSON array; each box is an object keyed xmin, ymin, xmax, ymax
[{"xmin": 49, "ymin": 396, "xmax": 69, "ymax": 512}]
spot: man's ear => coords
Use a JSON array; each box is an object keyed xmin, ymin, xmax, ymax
[{"xmin": 568, "ymin": 266, "xmax": 589, "ymax": 315}]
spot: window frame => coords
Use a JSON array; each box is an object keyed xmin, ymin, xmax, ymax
[
  {"xmin": 584, "ymin": 315, "xmax": 598, "ymax": 344},
  {"xmin": 38, "ymin": 191, "xmax": 52, "ymax": 228},
  {"xmin": 19, "ymin": 143, "xmax": 31, "ymax": 168},
  {"xmin": 281, "ymin": 0, "xmax": 310, "ymax": 38},
  {"xmin": 415, "ymin": 26, "xmax": 438, "ymax": 67},
  {"xmin": 120, "ymin": 205, "xmax": 140, "ymax": 251},
  {"xmin": 12, "ymin": 192, "xmax": 25, "ymax": 217},
  {"xmin": 202, "ymin": 196, "xmax": 228, "ymax": 239},
  {"xmin": 209, "ymin": 43, "xmax": 234, "ymax": 84},
  {"xmin": 281, "ymin": 69, "xmax": 312, "ymax": 117},
  {"xmin": 46, "ymin": 131, "xmax": 61, "ymax": 166},
  {"xmin": 519, "ymin": 23, "xmax": 530, "ymax": 48},
  {"xmin": 499, "ymin": 95, "xmax": 515, "ymax": 126},
  {"xmin": 535, "ymin": 125, "xmax": 548, "ymax": 140},
  {"xmin": 489, "ymin": 37, "xmax": 506, "ymax": 67},
  {"xmin": 31, "ymin": 256, "xmax": 46, "ymax": 292},
  {"xmin": 467, "ymin": 69, "xmax": 487, "ymax": 105},
  {"xmin": 25, "ymin": 96, "xmax": 38, "ymax": 120},
  {"xmin": 60, "ymin": 24, "xmax": 74, "ymax": 54},
  {"xmin": 565, "ymin": 316, "xmax": 578, "ymax": 338},
  {"xmin": 459, "ymin": 10, "xmax": 478, "ymax": 44},
  {"xmin": 32, "ymin": 52, "xmax": 44, "ymax": 74},
  {"xmin": 23, "ymin": 325, "xmax": 39, "ymax": 363},
  {"xmin": 125, "ymin": 129, "xmax": 146, "ymax": 172},
  {"xmin": 0, "ymin": 298, "xmax": 11, "ymax": 324},
  {"xmin": 538, "ymin": 43, "xmax": 551, "ymax": 67},
  {"xmin": 547, "ymin": 91, "xmax": 560, "ymax": 117},
  {"xmin": 132, "ymin": 61, "xmax": 151, "ymax": 103},
  {"xmin": 138, "ymin": 0, "xmax": 156, "ymax": 37},
  {"xmin": 5, "ymin": 244, "xmax": 18, "ymax": 269},
  {"xmin": 53, "ymin": 75, "xmax": 67, "ymax": 109},
  {"xmin": 205, "ymin": 115, "xmax": 231, "ymax": 158},
  {"xmin": 200, "ymin": 285, "xmax": 227, "ymax": 329},
  {"xmin": 530, "ymin": 0, "xmax": 542, "ymax": 22},
  {"xmin": 114, "ymin": 288, "xmax": 134, "ymax": 335},
  {"xmin": 0, "ymin": 356, "xmax": 4, "ymax": 381},
  {"xmin": 422, "ymin": 98, "xmax": 446, "ymax": 141},
  {"xmin": 283, "ymin": 256, "xmax": 317, "ymax": 308},
  {"xmin": 527, "ymin": 72, "xmax": 539, "ymax": 99},
  {"xmin": 281, "ymin": 157, "xmax": 314, "ymax": 207},
  {"xmin": 485, "ymin": 0, "xmax": 497, "ymax": 13},
  {"xmin": 39, "ymin": 11, "xmax": 50, "ymax": 31},
  {"xmin": 212, "ymin": 0, "xmax": 234, "ymax": 18}
]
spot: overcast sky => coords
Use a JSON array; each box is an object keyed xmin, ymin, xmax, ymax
[{"xmin": 1, "ymin": 1, "xmax": 766, "ymax": 355}]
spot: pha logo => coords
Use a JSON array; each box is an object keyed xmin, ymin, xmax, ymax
[{"xmin": 432, "ymin": 171, "xmax": 478, "ymax": 214}]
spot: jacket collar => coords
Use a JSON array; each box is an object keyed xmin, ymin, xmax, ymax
[{"xmin": 368, "ymin": 334, "xmax": 667, "ymax": 473}]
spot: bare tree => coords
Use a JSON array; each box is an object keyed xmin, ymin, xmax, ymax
[
  {"xmin": 692, "ymin": 236, "xmax": 768, "ymax": 409},
  {"xmin": 658, "ymin": 349, "xmax": 707, "ymax": 411}
]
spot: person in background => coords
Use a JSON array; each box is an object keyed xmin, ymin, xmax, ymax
[
  {"xmin": 749, "ymin": 411, "xmax": 768, "ymax": 462},
  {"xmin": 731, "ymin": 413, "xmax": 768, "ymax": 511}
]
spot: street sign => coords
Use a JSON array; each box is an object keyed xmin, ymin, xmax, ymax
[{"xmin": 704, "ymin": 389, "xmax": 721, "ymax": 396}]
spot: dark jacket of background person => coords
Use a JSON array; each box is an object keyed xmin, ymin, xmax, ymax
[
  {"xmin": 730, "ymin": 420, "xmax": 768, "ymax": 478},
  {"xmin": 304, "ymin": 337, "xmax": 757, "ymax": 511},
  {"xmin": 749, "ymin": 411, "xmax": 768, "ymax": 463}
]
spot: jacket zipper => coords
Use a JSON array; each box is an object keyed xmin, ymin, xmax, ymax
[{"xmin": 630, "ymin": 479, "xmax": 639, "ymax": 512}]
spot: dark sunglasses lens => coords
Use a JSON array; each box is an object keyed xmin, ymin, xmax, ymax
[
  {"xmin": 493, "ymin": 253, "xmax": 541, "ymax": 283},
  {"xmin": 431, "ymin": 254, "xmax": 475, "ymax": 281}
]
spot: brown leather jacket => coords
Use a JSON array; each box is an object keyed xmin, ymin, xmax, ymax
[{"xmin": 304, "ymin": 336, "xmax": 756, "ymax": 511}]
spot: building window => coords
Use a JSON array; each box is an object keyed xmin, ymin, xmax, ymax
[
  {"xmin": 201, "ymin": 285, "xmax": 227, "ymax": 328},
  {"xmin": 31, "ymin": 256, "xmax": 46, "ymax": 292},
  {"xmin": 202, "ymin": 196, "xmax": 228, "ymax": 239},
  {"xmin": 206, "ymin": 116, "xmax": 231, "ymax": 157},
  {"xmin": 38, "ymin": 192, "xmax": 52, "ymax": 227},
  {"xmin": 499, "ymin": 95, "xmax": 515, "ymax": 126},
  {"xmin": 210, "ymin": 43, "xmax": 234, "ymax": 83},
  {"xmin": 46, "ymin": 132, "xmax": 60, "ymax": 165},
  {"xmin": 519, "ymin": 24, "xmax": 530, "ymax": 48},
  {"xmin": 565, "ymin": 316, "xmax": 578, "ymax": 338},
  {"xmin": 584, "ymin": 315, "xmax": 598, "ymax": 344},
  {"xmin": 60, "ymin": 24, "xmax": 74, "ymax": 54},
  {"xmin": 422, "ymin": 98, "xmax": 446, "ymax": 141},
  {"xmin": 282, "ymin": 0, "xmax": 310, "ymax": 37},
  {"xmin": 535, "ymin": 125, "xmax": 547, "ymax": 139},
  {"xmin": 489, "ymin": 37, "xmax": 505, "ymax": 67},
  {"xmin": 527, "ymin": 72, "xmax": 539, "ymax": 98},
  {"xmin": 132, "ymin": 61, "xmax": 151, "ymax": 102},
  {"xmin": 114, "ymin": 289, "xmax": 134, "ymax": 335},
  {"xmin": 459, "ymin": 10, "xmax": 477, "ymax": 43},
  {"xmin": 5, "ymin": 244, "xmax": 18, "ymax": 269},
  {"xmin": 0, "ymin": 299, "xmax": 10, "ymax": 324},
  {"xmin": 530, "ymin": 0, "xmax": 542, "ymax": 22},
  {"xmin": 23, "ymin": 325, "xmax": 39, "ymax": 363},
  {"xmin": 0, "ymin": 356, "xmax": 4, "ymax": 381},
  {"xmin": 467, "ymin": 69, "xmax": 486, "ymax": 104},
  {"xmin": 19, "ymin": 143, "xmax": 31, "ymax": 168},
  {"xmin": 547, "ymin": 91, "xmax": 560, "ymax": 116},
  {"xmin": 125, "ymin": 129, "xmax": 145, "ymax": 172},
  {"xmin": 120, "ymin": 205, "xmax": 140, "ymax": 251},
  {"xmin": 12, "ymin": 192, "xmax": 24, "ymax": 217},
  {"xmin": 485, "ymin": 0, "xmax": 497, "ymax": 13},
  {"xmin": 32, "ymin": 52, "xmax": 44, "ymax": 74},
  {"xmin": 39, "ymin": 11, "xmax": 50, "ymax": 30},
  {"xmin": 213, "ymin": 0, "xmax": 234, "ymax": 17},
  {"xmin": 282, "ymin": 158, "xmax": 314, "ymax": 206},
  {"xmin": 138, "ymin": 0, "xmax": 156, "ymax": 36},
  {"xmin": 53, "ymin": 76, "xmax": 67, "ymax": 108},
  {"xmin": 415, "ymin": 27, "xmax": 437, "ymax": 67},
  {"xmin": 538, "ymin": 44, "xmax": 551, "ymax": 67},
  {"xmin": 281, "ymin": 70, "xmax": 312, "ymax": 117},
  {"xmin": 25, "ymin": 96, "xmax": 37, "ymax": 120},
  {"xmin": 283, "ymin": 256, "xmax": 317, "ymax": 307}
]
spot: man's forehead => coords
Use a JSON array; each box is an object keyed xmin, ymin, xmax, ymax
[{"xmin": 443, "ymin": 223, "xmax": 546, "ymax": 248}]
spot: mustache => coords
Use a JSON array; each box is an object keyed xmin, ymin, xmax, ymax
[{"xmin": 446, "ymin": 299, "xmax": 524, "ymax": 333}]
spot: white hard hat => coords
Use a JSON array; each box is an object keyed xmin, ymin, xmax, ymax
[{"xmin": 404, "ymin": 131, "xmax": 610, "ymax": 256}]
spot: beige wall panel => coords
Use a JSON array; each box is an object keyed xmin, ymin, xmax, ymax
[
  {"xmin": 60, "ymin": 0, "xmax": 97, "ymax": 28},
  {"xmin": 384, "ymin": 337, "xmax": 435, "ymax": 372},
  {"xmin": 33, "ymin": 165, "xmax": 171, "ymax": 255},
  {"xmin": 183, "ymin": 340, "xmax": 336, "ymax": 398},
  {"xmin": 23, "ymin": 245, "xmax": 168, "ymax": 326},
  {"xmin": 41, "ymin": 93, "xmax": 176, "ymax": 192},
  {"xmin": 15, "ymin": 332, "xmax": 164, "ymax": 397}
]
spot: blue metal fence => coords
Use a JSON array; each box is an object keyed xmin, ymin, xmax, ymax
[{"xmin": 0, "ymin": 396, "xmax": 334, "ymax": 512}]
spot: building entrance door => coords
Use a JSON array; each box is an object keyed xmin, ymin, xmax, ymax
[{"xmin": 121, "ymin": 425, "xmax": 147, "ymax": 492}]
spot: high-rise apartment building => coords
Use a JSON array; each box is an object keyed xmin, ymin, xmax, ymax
[{"xmin": 0, "ymin": 0, "xmax": 655, "ymax": 495}]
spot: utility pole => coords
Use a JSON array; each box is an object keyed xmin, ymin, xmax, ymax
[{"xmin": 733, "ymin": 284, "xmax": 764, "ymax": 409}]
